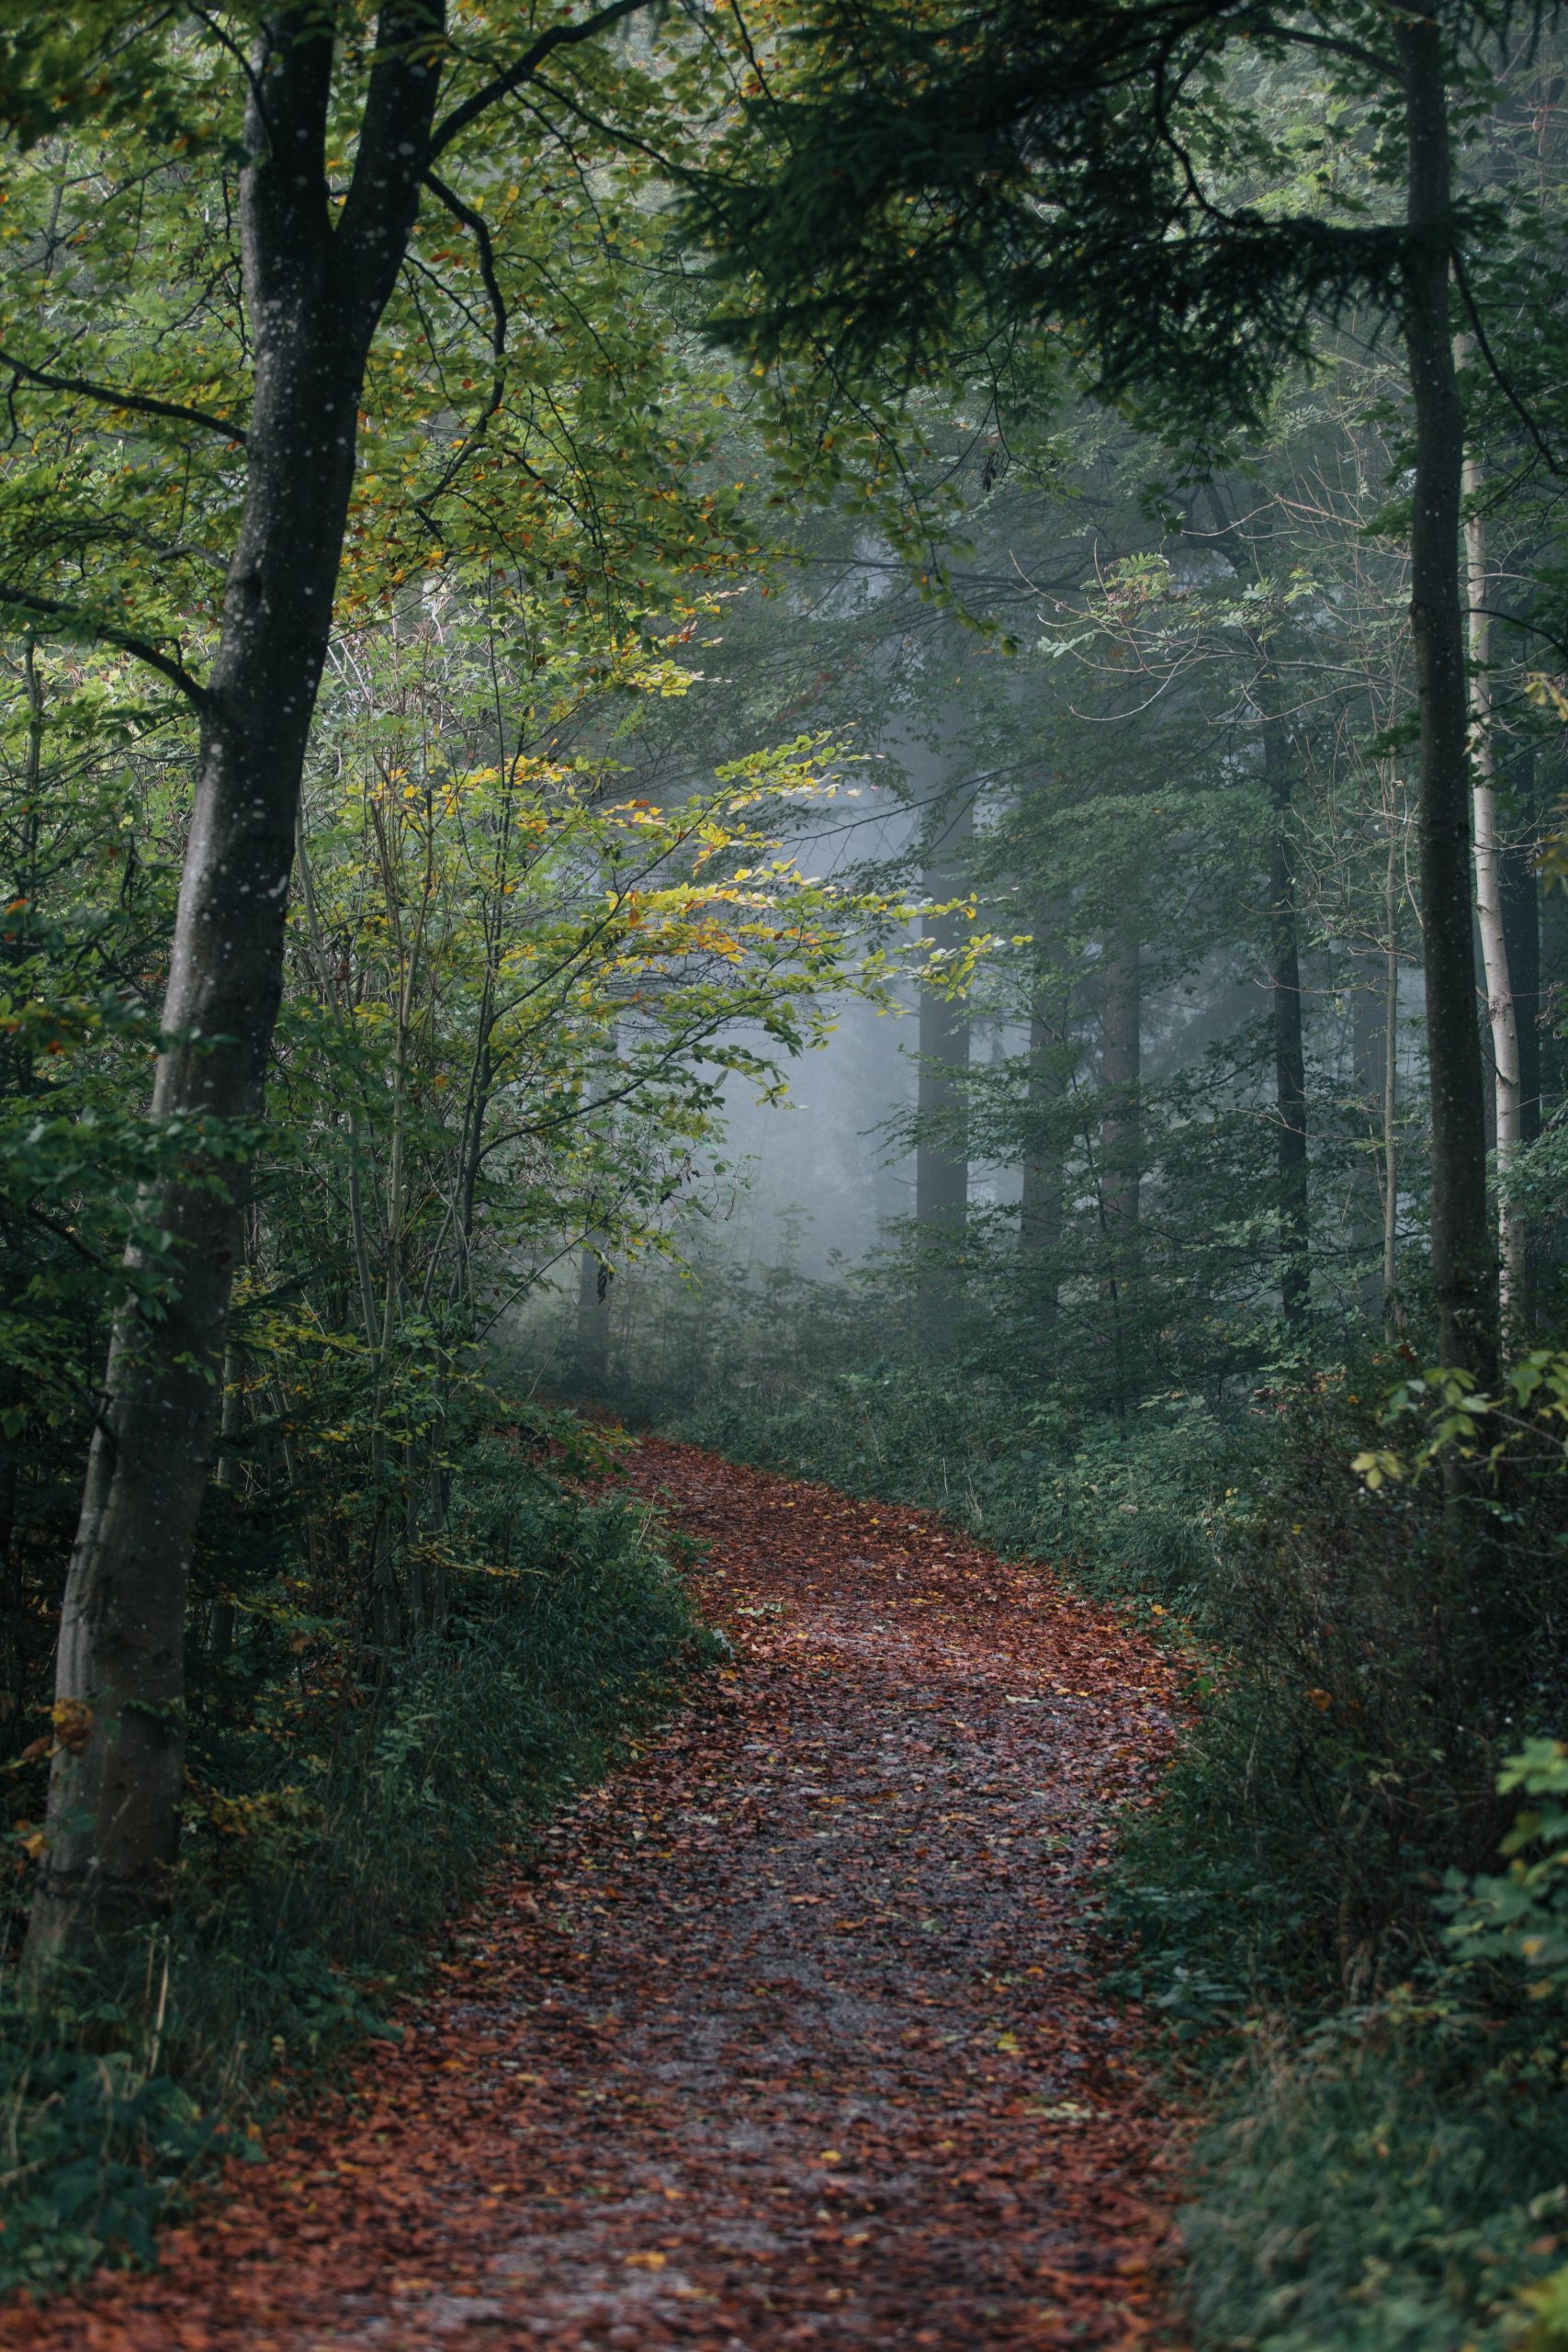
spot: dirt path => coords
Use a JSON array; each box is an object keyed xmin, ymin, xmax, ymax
[{"xmin": 3, "ymin": 1438, "xmax": 1185, "ymax": 2350}]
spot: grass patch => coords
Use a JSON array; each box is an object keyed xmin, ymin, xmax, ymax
[{"xmin": 1183, "ymin": 2017, "xmax": 1568, "ymax": 2352}]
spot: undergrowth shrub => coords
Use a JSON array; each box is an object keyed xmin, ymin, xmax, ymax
[
  {"xmin": 656, "ymin": 1351, "xmax": 1248, "ymax": 1610},
  {"xmin": 1182, "ymin": 2007, "xmax": 1568, "ymax": 2352},
  {"xmin": 1179, "ymin": 1737, "xmax": 1568, "ymax": 2352},
  {"xmin": 0, "ymin": 1412, "xmax": 710, "ymax": 2297},
  {"xmin": 1113, "ymin": 1360, "xmax": 1568, "ymax": 2014}
]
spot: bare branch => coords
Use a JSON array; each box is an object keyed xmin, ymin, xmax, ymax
[
  {"xmin": 0, "ymin": 586, "xmax": 208, "ymax": 708},
  {"xmin": 423, "ymin": 170, "xmax": 507, "ymax": 357},
  {"xmin": 1453, "ymin": 251, "xmax": 1566, "ymax": 479},
  {"xmin": 0, "ymin": 349, "xmax": 246, "ymax": 446},
  {"xmin": 430, "ymin": 0, "xmax": 651, "ymax": 160}
]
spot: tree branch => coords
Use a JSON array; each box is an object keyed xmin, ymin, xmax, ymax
[
  {"xmin": 0, "ymin": 587, "xmax": 208, "ymax": 709},
  {"xmin": 337, "ymin": 0, "xmax": 447, "ymax": 323},
  {"xmin": 429, "ymin": 0, "xmax": 651, "ymax": 160},
  {"xmin": 21, "ymin": 1206, "xmax": 111, "ymax": 1271},
  {"xmin": 1453, "ymin": 250, "xmax": 1566, "ymax": 479},
  {"xmin": 0, "ymin": 350, "xmax": 246, "ymax": 446},
  {"xmin": 423, "ymin": 170, "xmax": 507, "ymax": 357}
]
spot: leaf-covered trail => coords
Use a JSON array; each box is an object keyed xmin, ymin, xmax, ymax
[{"xmin": 4, "ymin": 1438, "xmax": 1185, "ymax": 2350}]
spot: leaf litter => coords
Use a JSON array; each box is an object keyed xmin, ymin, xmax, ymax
[{"xmin": 1, "ymin": 1437, "xmax": 1186, "ymax": 2348}]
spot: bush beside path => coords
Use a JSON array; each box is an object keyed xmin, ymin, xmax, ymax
[{"xmin": 1, "ymin": 1437, "xmax": 1184, "ymax": 2350}]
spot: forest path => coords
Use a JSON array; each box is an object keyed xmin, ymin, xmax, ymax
[{"xmin": 6, "ymin": 1438, "xmax": 1184, "ymax": 2351}]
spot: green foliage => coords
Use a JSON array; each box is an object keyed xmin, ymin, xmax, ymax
[
  {"xmin": 1180, "ymin": 2015, "xmax": 1568, "ymax": 2352},
  {"xmin": 0, "ymin": 1419, "xmax": 707, "ymax": 2296},
  {"xmin": 1173, "ymin": 1739, "xmax": 1568, "ymax": 2352},
  {"xmin": 1445, "ymin": 1739, "xmax": 1568, "ymax": 2005}
]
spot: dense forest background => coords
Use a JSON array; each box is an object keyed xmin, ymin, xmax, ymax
[{"xmin": 6, "ymin": 2, "xmax": 1568, "ymax": 2345}]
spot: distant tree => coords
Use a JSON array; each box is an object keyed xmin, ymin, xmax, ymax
[{"xmin": 693, "ymin": 0, "xmax": 1567, "ymax": 1381}]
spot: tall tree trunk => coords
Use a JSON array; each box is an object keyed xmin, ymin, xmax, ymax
[
  {"xmin": 916, "ymin": 794, "xmax": 972, "ymax": 1316},
  {"xmin": 1019, "ymin": 902, "xmax": 1070, "ymax": 1339},
  {"xmin": 1502, "ymin": 820, "xmax": 1541, "ymax": 1149},
  {"xmin": 1396, "ymin": 9, "xmax": 1498, "ymax": 1381},
  {"xmin": 1215, "ymin": 503, "xmax": 1311, "ymax": 1327},
  {"xmin": 1352, "ymin": 956, "xmax": 1389, "ymax": 1323},
  {"xmin": 26, "ymin": 6, "xmax": 442, "ymax": 1969},
  {"xmin": 207, "ymin": 1340, "xmax": 246, "ymax": 1665},
  {"xmin": 1382, "ymin": 827, "xmax": 1404, "ymax": 1329},
  {"xmin": 1260, "ymin": 701, "xmax": 1309, "ymax": 1325},
  {"xmin": 1099, "ymin": 925, "xmax": 1141, "ymax": 1293},
  {"xmin": 1462, "ymin": 454, "xmax": 1524, "ymax": 1337}
]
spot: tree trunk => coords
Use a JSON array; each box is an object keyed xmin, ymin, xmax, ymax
[
  {"xmin": 916, "ymin": 794, "xmax": 972, "ymax": 1318},
  {"xmin": 1501, "ymin": 817, "xmax": 1541, "ymax": 1149},
  {"xmin": 26, "ymin": 6, "xmax": 442, "ymax": 1970},
  {"xmin": 1099, "ymin": 927, "xmax": 1141, "ymax": 1284},
  {"xmin": 1260, "ymin": 702, "xmax": 1309, "ymax": 1326},
  {"xmin": 1351, "ymin": 956, "xmax": 1388, "ymax": 1323},
  {"xmin": 1397, "ymin": 8, "xmax": 1498, "ymax": 1381},
  {"xmin": 207, "ymin": 1341, "xmax": 245, "ymax": 1665},
  {"xmin": 1019, "ymin": 903, "xmax": 1070, "ymax": 1339},
  {"xmin": 1462, "ymin": 454, "xmax": 1524, "ymax": 1338}
]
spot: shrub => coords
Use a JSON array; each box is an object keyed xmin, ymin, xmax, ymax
[{"xmin": 0, "ymin": 1419, "xmax": 709, "ymax": 2296}]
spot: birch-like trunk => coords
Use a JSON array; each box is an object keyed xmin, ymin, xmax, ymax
[
  {"xmin": 1396, "ymin": 8, "xmax": 1498, "ymax": 1382},
  {"xmin": 1462, "ymin": 453, "xmax": 1525, "ymax": 1337}
]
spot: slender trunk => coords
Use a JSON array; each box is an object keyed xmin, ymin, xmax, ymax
[
  {"xmin": 27, "ymin": 7, "xmax": 442, "ymax": 1968},
  {"xmin": 1261, "ymin": 705, "xmax": 1309, "ymax": 1325},
  {"xmin": 1462, "ymin": 453, "xmax": 1524, "ymax": 1338},
  {"xmin": 1383, "ymin": 834, "xmax": 1403, "ymax": 1326},
  {"xmin": 916, "ymin": 795, "xmax": 972, "ymax": 1320},
  {"xmin": 296, "ymin": 812, "xmax": 380, "ymax": 1342},
  {"xmin": 1100, "ymin": 925, "xmax": 1141, "ymax": 1293},
  {"xmin": 1397, "ymin": 11, "xmax": 1498, "ymax": 1381},
  {"xmin": 1352, "ymin": 956, "xmax": 1387, "ymax": 1322},
  {"xmin": 208, "ymin": 1342, "xmax": 244, "ymax": 1664},
  {"xmin": 1501, "ymin": 816, "xmax": 1541, "ymax": 1148},
  {"xmin": 1020, "ymin": 905, "xmax": 1070, "ymax": 1339}
]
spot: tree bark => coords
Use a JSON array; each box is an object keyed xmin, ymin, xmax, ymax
[
  {"xmin": 1396, "ymin": 9, "xmax": 1498, "ymax": 1382},
  {"xmin": 26, "ymin": 5, "xmax": 443, "ymax": 1969},
  {"xmin": 1462, "ymin": 453, "xmax": 1524, "ymax": 1338},
  {"xmin": 1501, "ymin": 813, "xmax": 1541, "ymax": 1148}
]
